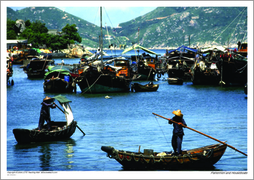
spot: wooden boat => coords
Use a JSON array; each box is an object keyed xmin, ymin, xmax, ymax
[
  {"xmin": 43, "ymin": 65, "xmax": 75, "ymax": 93},
  {"xmin": 166, "ymin": 45, "xmax": 196, "ymax": 81},
  {"xmin": 101, "ymin": 143, "xmax": 227, "ymax": 170},
  {"xmin": 167, "ymin": 77, "xmax": 183, "ymax": 85},
  {"xmin": 237, "ymin": 42, "xmax": 247, "ymax": 57},
  {"xmin": 74, "ymin": 8, "xmax": 131, "ymax": 94},
  {"xmin": 75, "ymin": 59, "xmax": 132, "ymax": 93},
  {"xmin": 13, "ymin": 95, "xmax": 77, "ymax": 144},
  {"xmin": 24, "ymin": 58, "xmax": 54, "ymax": 78},
  {"xmin": 131, "ymin": 82, "xmax": 159, "ymax": 92}
]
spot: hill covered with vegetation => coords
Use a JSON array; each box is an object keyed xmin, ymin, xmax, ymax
[{"xmin": 7, "ymin": 6, "xmax": 247, "ymax": 49}]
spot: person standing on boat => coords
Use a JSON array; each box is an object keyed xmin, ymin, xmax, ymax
[
  {"xmin": 169, "ymin": 109, "xmax": 187, "ymax": 156},
  {"xmin": 38, "ymin": 96, "xmax": 56, "ymax": 131}
]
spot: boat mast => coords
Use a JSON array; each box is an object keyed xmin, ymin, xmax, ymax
[{"xmin": 100, "ymin": 7, "xmax": 103, "ymax": 68}]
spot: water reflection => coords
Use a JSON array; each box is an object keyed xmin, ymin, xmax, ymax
[
  {"xmin": 39, "ymin": 144, "xmax": 51, "ymax": 171},
  {"xmin": 14, "ymin": 138, "xmax": 76, "ymax": 171}
]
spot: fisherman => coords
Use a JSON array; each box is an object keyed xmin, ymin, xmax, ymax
[
  {"xmin": 38, "ymin": 96, "xmax": 56, "ymax": 131},
  {"xmin": 168, "ymin": 109, "xmax": 187, "ymax": 156}
]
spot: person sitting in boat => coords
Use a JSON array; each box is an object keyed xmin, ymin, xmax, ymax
[
  {"xmin": 168, "ymin": 109, "xmax": 187, "ymax": 156},
  {"xmin": 38, "ymin": 96, "xmax": 56, "ymax": 131}
]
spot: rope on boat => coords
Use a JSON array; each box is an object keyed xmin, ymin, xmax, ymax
[
  {"xmin": 81, "ymin": 74, "xmax": 102, "ymax": 94},
  {"xmin": 146, "ymin": 67, "xmax": 153, "ymax": 81},
  {"xmin": 154, "ymin": 116, "xmax": 170, "ymax": 147}
]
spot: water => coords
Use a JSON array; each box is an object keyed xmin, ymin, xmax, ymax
[{"xmin": 4, "ymin": 49, "xmax": 249, "ymax": 178}]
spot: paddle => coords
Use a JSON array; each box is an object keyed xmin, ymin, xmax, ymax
[
  {"xmin": 152, "ymin": 112, "xmax": 247, "ymax": 157},
  {"xmin": 54, "ymin": 102, "xmax": 86, "ymax": 136}
]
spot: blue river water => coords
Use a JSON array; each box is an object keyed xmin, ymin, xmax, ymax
[{"xmin": 4, "ymin": 49, "xmax": 250, "ymax": 178}]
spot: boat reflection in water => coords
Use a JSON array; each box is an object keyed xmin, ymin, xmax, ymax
[{"xmin": 14, "ymin": 139, "xmax": 76, "ymax": 171}]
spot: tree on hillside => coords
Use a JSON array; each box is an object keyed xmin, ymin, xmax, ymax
[
  {"xmin": 7, "ymin": 19, "xmax": 19, "ymax": 39},
  {"xmin": 61, "ymin": 24, "xmax": 82, "ymax": 46}
]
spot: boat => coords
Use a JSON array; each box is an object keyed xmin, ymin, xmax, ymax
[
  {"xmin": 11, "ymin": 48, "xmax": 39, "ymax": 64},
  {"xmin": 166, "ymin": 45, "xmax": 196, "ymax": 82},
  {"xmin": 167, "ymin": 77, "xmax": 183, "ymax": 85},
  {"xmin": 13, "ymin": 95, "xmax": 77, "ymax": 144},
  {"xmin": 23, "ymin": 58, "xmax": 54, "ymax": 78},
  {"xmin": 43, "ymin": 65, "xmax": 75, "ymax": 93},
  {"xmin": 75, "ymin": 58, "xmax": 132, "ymax": 93},
  {"xmin": 101, "ymin": 143, "xmax": 227, "ymax": 170},
  {"xmin": 237, "ymin": 42, "xmax": 247, "ymax": 57},
  {"xmin": 218, "ymin": 51, "xmax": 247, "ymax": 86},
  {"xmin": 123, "ymin": 44, "xmax": 159, "ymax": 81},
  {"xmin": 131, "ymin": 82, "xmax": 159, "ymax": 92},
  {"xmin": 74, "ymin": 7, "xmax": 131, "ymax": 94}
]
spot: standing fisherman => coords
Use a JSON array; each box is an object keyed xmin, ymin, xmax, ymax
[
  {"xmin": 38, "ymin": 96, "xmax": 56, "ymax": 131},
  {"xmin": 168, "ymin": 109, "xmax": 187, "ymax": 156}
]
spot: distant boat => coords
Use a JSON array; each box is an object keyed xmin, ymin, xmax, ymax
[
  {"xmin": 101, "ymin": 143, "xmax": 227, "ymax": 170},
  {"xmin": 123, "ymin": 44, "xmax": 159, "ymax": 81},
  {"xmin": 166, "ymin": 45, "xmax": 196, "ymax": 81},
  {"xmin": 43, "ymin": 65, "xmax": 75, "ymax": 93},
  {"xmin": 23, "ymin": 58, "xmax": 54, "ymax": 78}
]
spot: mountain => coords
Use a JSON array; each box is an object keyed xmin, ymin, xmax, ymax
[{"xmin": 7, "ymin": 7, "xmax": 247, "ymax": 49}]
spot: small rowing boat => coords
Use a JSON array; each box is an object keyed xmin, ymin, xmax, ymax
[{"xmin": 131, "ymin": 82, "xmax": 159, "ymax": 92}]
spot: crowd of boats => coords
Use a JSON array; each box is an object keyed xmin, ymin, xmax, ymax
[{"xmin": 7, "ymin": 42, "xmax": 248, "ymax": 95}]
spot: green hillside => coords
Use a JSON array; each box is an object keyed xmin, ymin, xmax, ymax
[{"xmin": 7, "ymin": 6, "xmax": 247, "ymax": 48}]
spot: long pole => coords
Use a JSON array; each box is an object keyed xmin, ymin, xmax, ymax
[
  {"xmin": 152, "ymin": 113, "xmax": 247, "ymax": 156},
  {"xmin": 100, "ymin": 7, "xmax": 103, "ymax": 70},
  {"xmin": 54, "ymin": 102, "xmax": 86, "ymax": 136}
]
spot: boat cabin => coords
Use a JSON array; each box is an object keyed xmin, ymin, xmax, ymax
[{"xmin": 114, "ymin": 59, "xmax": 131, "ymax": 78}]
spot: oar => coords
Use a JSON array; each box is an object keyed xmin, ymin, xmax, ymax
[
  {"xmin": 152, "ymin": 112, "xmax": 247, "ymax": 157},
  {"xmin": 54, "ymin": 102, "xmax": 86, "ymax": 136}
]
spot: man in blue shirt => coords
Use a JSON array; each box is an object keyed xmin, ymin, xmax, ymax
[
  {"xmin": 38, "ymin": 96, "xmax": 56, "ymax": 131},
  {"xmin": 169, "ymin": 109, "xmax": 187, "ymax": 156}
]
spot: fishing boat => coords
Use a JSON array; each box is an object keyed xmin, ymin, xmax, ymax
[
  {"xmin": 123, "ymin": 45, "xmax": 159, "ymax": 81},
  {"xmin": 24, "ymin": 58, "xmax": 54, "ymax": 78},
  {"xmin": 43, "ymin": 65, "xmax": 75, "ymax": 93},
  {"xmin": 101, "ymin": 143, "xmax": 227, "ymax": 170},
  {"xmin": 74, "ymin": 7, "xmax": 131, "ymax": 94},
  {"xmin": 166, "ymin": 45, "xmax": 196, "ymax": 82},
  {"xmin": 75, "ymin": 58, "xmax": 132, "ymax": 93},
  {"xmin": 13, "ymin": 95, "xmax": 77, "ymax": 144},
  {"xmin": 131, "ymin": 82, "xmax": 159, "ymax": 92}
]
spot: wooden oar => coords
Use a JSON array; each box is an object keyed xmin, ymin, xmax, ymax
[
  {"xmin": 54, "ymin": 103, "xmax": 86, "ymax": 136},
  {"xmin": 152, "ymin": 112, "xmax": 247, "ymax": 157}
]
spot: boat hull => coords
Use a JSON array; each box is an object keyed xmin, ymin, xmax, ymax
[
  {"xmin": 76, "ymin": 74, "xmax": 131, "ymax": 93},
  {"xmin": 43, "ymin": 78, "xmax": 74, "ymax": 93},
  {"xmin": 13, "ymin": 121, "xmax": 77, "ymax": 144},
  {"xmin": 101, "ymin": 143, "xmax": 227, "ymax": 170}
]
